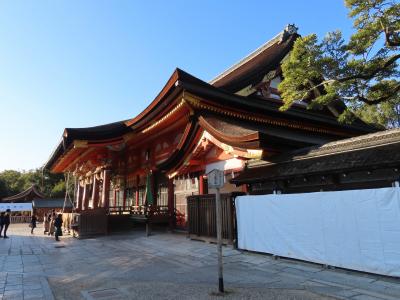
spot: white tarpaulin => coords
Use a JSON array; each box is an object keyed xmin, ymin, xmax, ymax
[
  {"xmin": 236, "ymin": 188, "xmax": 400, "ymax": 277},
  {"xmin": 0, "ymin": 203, "xmax": 32, "ymax": 212}
]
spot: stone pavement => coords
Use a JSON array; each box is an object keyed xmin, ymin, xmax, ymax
[{"xmin": 1, "ymin": 224, "xmax": 400, "ymax": 299}]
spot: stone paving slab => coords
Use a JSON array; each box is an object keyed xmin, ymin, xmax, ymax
[{"xmin": 2, "ymin": 224, "xmax": 400, "ymax": 299}]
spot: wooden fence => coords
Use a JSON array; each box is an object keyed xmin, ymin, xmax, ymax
[
  {"xmin": 61, "ymin": 205, "xmax": 171, "ymax": 238},
  {"xmin": 10, "ymin": 216, "xmax": 31, "ymax": 223},
  {"xmin": 187, "ymin": 193, "xmax": 237, "ymax": 245},
  {"xmin": 63, "ymin": 209, "xmax": 108, "ymax": 238}
]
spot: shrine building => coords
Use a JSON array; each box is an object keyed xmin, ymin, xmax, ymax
[{"xmin": 44, "ymin": 25, "xmax": 375, "ymax": 231}]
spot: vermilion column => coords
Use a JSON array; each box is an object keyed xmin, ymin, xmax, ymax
[
  {"xmin": 101, "ymin": 169, "xmax": 111, "ymax": 208},
  {"xmin": 91, "ymin": 176, "xmax": 100, "ymax": 209},
  {"xmin": 242, "ymin": 183, "xmax": 249, "ymax": 194},
  {"xmin": 199, "ymin": 175, "xmax": 208, "ymax": 195},
  {"xmin": 135, "ymin": 190, "xmax": 139, "ymax": 207}
]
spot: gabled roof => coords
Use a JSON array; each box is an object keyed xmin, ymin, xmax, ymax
[
  {"xmin": 44, "ymin": 26, "xmax": 378, "ymax": 173},
  {"xmin": 2, "ymin": 185, "xmax": 45, "ymax": 202},
  {"xmin": 210, "ymin": 24, "xmax": 299, "ymax": 93}
]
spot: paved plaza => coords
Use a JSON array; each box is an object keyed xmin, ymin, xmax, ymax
[{"xmin": 0, "ymin": 224, "xmax": 400, "ymax": 299}]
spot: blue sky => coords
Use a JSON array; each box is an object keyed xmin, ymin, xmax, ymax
[{"xmin": 0, "ymin": 1, "xmax": 354, "ymax": 171}]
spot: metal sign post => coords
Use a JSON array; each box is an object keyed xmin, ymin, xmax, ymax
[{"xmin": 207, "ymin": 169, "xmax": 225, "ymax": 293}]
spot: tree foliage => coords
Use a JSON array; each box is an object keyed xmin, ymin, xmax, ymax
[
  {"xmin": 279, "ymin": 0, "xmax": 400, "ymax": 127},
  {"xmin": 0, "ymin": 168, "xmax": 65, "ymax": 200}
]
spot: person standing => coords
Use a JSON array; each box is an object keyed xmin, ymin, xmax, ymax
[
  {"xmin": 3, "ymin": 209, "xmax": 11, "ymax": 238},
  {"xmin": 43, "ymin": 213, "xmax": 49, "ymax": 234},
  {"xmin": 0, "ymin": 212, "xmax": 4, "ymax": 237},
  {"xmin": 30, "ymin": 215, "xmax": 37, "ymax": 234},
  {"xmin": 48, "ymin": 211, "xmax": 55, "ymax": 236},
  {"xmin": 54, "ymin": 214, "xmax": 63, "ymax": 242}
]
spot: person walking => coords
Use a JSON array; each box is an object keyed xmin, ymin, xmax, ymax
[
  {"xmin": 0, "ymin": 212, "xmax": 4, "ymax": 238},
  {"xmin": 30, "ymin": 215, "xmax": 37, "ymax": 234},
  {"xmin": 54, "ymin": 214, "xmax": 63, "ymax": 242},
  {"xmin": 3, "ymin": 209, "xmax": 11, "ymax": 238}
]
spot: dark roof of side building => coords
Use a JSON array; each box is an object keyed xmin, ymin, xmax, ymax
[
  {"xmin": 231, "ymin": 128, "xmax": 400, "ymax": 184},
  {"xmin": 2, "ymin": 185, "xmax": 45, "ymax": 202},
  {"xmin": 32, "ymin": 198, "xmax": 73, "ymax": 208}
]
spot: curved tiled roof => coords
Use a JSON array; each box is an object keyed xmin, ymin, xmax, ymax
[{"xmin": 2, "ymin": 185, "xmax": 45, "ymax": 202}]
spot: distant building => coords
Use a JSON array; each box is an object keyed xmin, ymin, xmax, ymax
[
  {"xmin": 2, "ymin": 185, "xmax": 71, "ymax": 219},
  {"xmin": 1, "ymin": 184, "xmax": 45, "ymax": 203}
]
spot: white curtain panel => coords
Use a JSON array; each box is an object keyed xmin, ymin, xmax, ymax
[{"xmin": 236, "ymin": 188, "xmax": 400, "ymax": 276}]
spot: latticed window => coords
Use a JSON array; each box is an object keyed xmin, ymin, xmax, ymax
[
  {"xmin": 115, "ymin": 190, "xmax": 124, "ymax": 207},
  {"xmin": 125, "ymin": 188, "xmax": 134, "ymax": 207},
  {"xmin": 157, "ymin": 185, "xmax": 168, "ymax": 207},
  {"xmin": 109, "ymin": 190, "xmax": 114, "ymax": 206},
  {"xmin": 138, "ymin": 186, "xmax": 146, "ymax": 206}
]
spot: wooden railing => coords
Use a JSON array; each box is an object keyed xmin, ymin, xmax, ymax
[
  {"xmin": 107, "ymin": 206, "xmax": 131, "ymax": 215},
  {"xmin": 60, "ymin": 206, "xmax": 171, "ymax": 238},
  {"xmin": 129, "ymin": 205, "xmax": 170, "ymax": 236},
  {"xmin": 130, "ymin": 205, "xmax": 169, "ymax": 217},
  {"xmin": 10, "ymin": 216, "xmax": 31, "ymax": 223}
]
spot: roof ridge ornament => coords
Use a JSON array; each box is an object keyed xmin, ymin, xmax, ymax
[
  {"xmin": 280, "ymin": 24, "xmax": 298, "ymax": 44},
  {"xmin": 284, "ymin": 24, "xmax": 298, "ymax": 35}
]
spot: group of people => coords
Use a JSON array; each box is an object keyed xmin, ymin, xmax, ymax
[
  {"xmin": 0, "ymin": 209, "xmax": 11, "ymax": 238},
  {"xmin": 42, "ymin": 210, "xmax": 63, "ymax": 241},
  {"xmin": 30, "ymin": 210, "xmax": 63, "ymax": 241},
  {"xmin": 0, "ymin": 209, "xmax": 63, "ymax": 241}
]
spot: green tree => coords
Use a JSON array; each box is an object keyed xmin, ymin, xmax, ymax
[
  {"xmin": 0, "ymin": 178, "xmax": 8, "ymax": 199},
  {"xmin": 0, "ymin": 170, "xmax": 24, "ymax": 196},
  {"xmin": 279, "ymin": 0, "xmax": 400, "ymax": 127},
  {"xmin": 50, "ymin": 180, "xmax": 66, "ymax": 198},
  {"xmin": 0, "ymin": 168, "xmax": 66, "ymax": 200}
]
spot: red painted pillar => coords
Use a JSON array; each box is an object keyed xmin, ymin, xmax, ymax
[
  {"xmin": 199, "ymin": 175, "xmax": 204, "ymax": 195},
  {"xmin": 91, "ymin": 176, "xmax": 100, "ymax": 209},
  {"xmin": 101, "ymin": 169, "xmax": 111, "ymax": 209},
  {"xmin": 199, "ymin": 175, "xmax": 208, "ymax": 195},
  {"xmin": 135, "ymin": 190, "xmax": 139, "ymax": 206}
]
